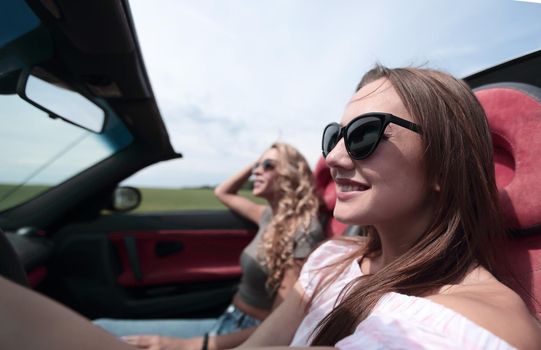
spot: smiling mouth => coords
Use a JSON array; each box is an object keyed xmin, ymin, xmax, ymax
[{"xmin": 337, "ymin": 184, "xmax": 369, "ymax": 192}]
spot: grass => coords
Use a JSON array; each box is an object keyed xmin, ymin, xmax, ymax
[
  {"xmin": 0, "ymin": 184, "xmax": 51, "ymax": 211},
  {"xmin": 135, "ymin": 187, "xmax": 264, "ymax": 212},
  {"xmin": 0, "ymin": 184, "xmax": 264, "ymax": 212}
]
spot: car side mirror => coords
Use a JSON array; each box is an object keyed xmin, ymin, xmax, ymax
[
  {"xmin": 111, "ymin": 187, "xmax": 142, "ymax": 212},
  {"xmin": 16, "ymin": 67, "xmax": 107, "ymax": 133}
]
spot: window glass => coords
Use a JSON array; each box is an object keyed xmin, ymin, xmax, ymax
[{"xmin": 0, "ymin": 94, "xmax": 132, "ymax": 211}]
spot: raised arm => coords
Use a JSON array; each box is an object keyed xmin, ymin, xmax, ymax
[{"xmin": 214, "ymin": 164, "xmax": 266, "ymax": 224}]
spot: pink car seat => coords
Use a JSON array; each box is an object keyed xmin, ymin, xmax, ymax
[{"xmin": 476, "ymin": 82, "xmax": 541, "ymax": 318}]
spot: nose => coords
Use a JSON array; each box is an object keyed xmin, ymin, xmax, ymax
[
  {"xmin": 252, "ymin": 163, "xmax": 262, "ymax": 175},
  {"xmin": 325, "ymin": 138, "xmax": 354, "ymax": 170}
]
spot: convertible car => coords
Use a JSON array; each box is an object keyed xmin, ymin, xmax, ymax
[
  {"xmin": 0, "ymin": 0, "xmax": 263, "ymax": 321},
  {"xmin": 0, "ymin": 0, "xmax": 540, "ymax": 344}
]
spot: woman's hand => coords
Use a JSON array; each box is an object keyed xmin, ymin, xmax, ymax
[
  {"xmin": 121, "ymin": 335, "xmax": 202, "ymax": 350},
  {"xmin": 213, "ymin": 163, "xmax": 266, "ymax": 224}
]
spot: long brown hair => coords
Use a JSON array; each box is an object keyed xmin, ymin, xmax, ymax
[
  {"xmin": 259, "ymin": 142, "xmax": 320, "ymax": 291},
  {"xmin": 310, "ymin": 65, "xmax": 506, "ymax": 345}
]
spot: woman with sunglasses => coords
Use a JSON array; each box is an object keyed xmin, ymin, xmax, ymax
[
  {"xmin": 224, "ymin": 66, "xmax": 541, "ymax": 349},
  {"xmin": 113, "ymin": 142, "xmax": 325, "ymax": 350}
]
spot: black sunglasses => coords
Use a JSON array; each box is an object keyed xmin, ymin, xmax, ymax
[
  {"xmin": 253, "ymin": 159, "xmax": 276, "ymax": 172},
  {"xmin": 322, "ymin": 112, "xmax": 422, "ymax": 160}
]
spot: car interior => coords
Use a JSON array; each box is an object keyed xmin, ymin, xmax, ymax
[
  {"xmin": 1, "ymin": 0, "xmax": 541, "ymax": 345},
  {"xmin": 0, "ymin": 0, "xmax": 263, "ymax": 321},
  {"xmin": 1, "ymin": 0, "xmax": 358, "ymax": 324}
]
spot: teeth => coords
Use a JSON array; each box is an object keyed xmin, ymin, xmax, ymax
[{"xmin": 339, "ymin": 184, "xmax": 367, "ymax": 192}]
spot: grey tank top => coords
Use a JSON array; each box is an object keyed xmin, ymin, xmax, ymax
[{"xmin": 237, "ymin": 207, "xmax": 324, "ymax": 310}]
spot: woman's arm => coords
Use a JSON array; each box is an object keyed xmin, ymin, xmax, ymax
[
  {"xmin": 202, "ymin": 261, "xmax": 305, "ymax": 349},
  {"xmin": 214, "ymin": 164, "xmax": 265, "ymax": 224},
  {"xmin": 237, "ymin": 282, "xmax": 307, "ymax": 348},
  {"xmin": 124, "ymin": 273, "xmax": 305, "ymax": 350},
  {"xmin": 206, "ymin": 260, "xmax": 304, "ymax": 349},
  {"xmin": 235, "ymin": 346, "xmax": 339, "ymax": 350},
  {"xmin": 271, "ymin": 260, "xmax": 303, "ymax": 308},
  {"xmin": 122, "ymin": 327, "xmax": 258, "ymax": 350},
  {"xmin": 199, "ymin": 260, "xmax": 305, "ymax": 349},
  {"xmin": 208, "ymin": 327, "xmax": 256, "ymax": 349},
  {"xmin": 0, "ymin": 276, "xmax": 134, "ymax": 350}
]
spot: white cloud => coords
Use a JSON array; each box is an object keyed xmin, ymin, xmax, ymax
[{"xmin": 514, "ymin": 0, "xmax": 541, "ymax": 4}]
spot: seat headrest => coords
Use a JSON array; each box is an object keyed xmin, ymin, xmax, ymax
[
  {"xmin": 475, "ymin": 83, "xmax": 541, "ymax": 234},
  {"xmin": 314, "ymin": 157, "xmax": 347, "ymax": 236}
]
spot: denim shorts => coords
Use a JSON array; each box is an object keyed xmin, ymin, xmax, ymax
[
  {"xmin": 208, "ymin": 304, "xmax": 262, "ymax": 336},
  {"xmin": 94, "ymin": 303, "xmax": 262, "ymax": 338}
]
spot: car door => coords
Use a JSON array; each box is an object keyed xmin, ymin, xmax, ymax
[{"xmin": 46, "ymin": 205, "xmax": 257, "ymax": 320}]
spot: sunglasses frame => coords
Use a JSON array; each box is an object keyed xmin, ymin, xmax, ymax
[
  {"xmin": 322, "ymin": 112, "xmax": 422, "ymax": 160},
  {"xmin": 253, "ymin": 159, "xmax": 276, "ymax": 172}
]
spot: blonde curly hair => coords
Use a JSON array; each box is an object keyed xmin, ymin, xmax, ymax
[{"xmin": 258, "ymin": 142, "xmax": 320, "ymax": 292}]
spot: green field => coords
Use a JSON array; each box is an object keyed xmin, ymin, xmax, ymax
[
  {"xmin": 0, "ymin": 184, "xmax": 264, "ymax": 212},
  {"xmin": 0, "ymin": 184, "xmax": 51, "ymax": 211},
  {"xmin": 135, "ymin": 187, "xmax": 264, "ymax": 212}
]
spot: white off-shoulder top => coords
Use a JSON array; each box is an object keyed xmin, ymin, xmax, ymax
[{"xmin": 290, "ymin": 240, "xmax": 515, "ymax": 350}]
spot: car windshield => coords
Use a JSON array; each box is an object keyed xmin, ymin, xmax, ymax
[
  {"xmin": 0, "ymin": 1, "xmax": 133, "ymax": 212},
  {"xmin": 0, "ymin": 94, "xmax": 133, "ymax": 212}
]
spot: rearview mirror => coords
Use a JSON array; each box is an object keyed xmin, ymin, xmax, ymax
[{"xmin": 17, "ymin": 68, "xmax": 106, "ymax": 133}]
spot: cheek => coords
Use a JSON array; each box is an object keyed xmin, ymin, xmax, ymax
[
  {"xmin": 270, "ymin": 177, "xmax": 281, "ymax": 192},
  {"xmin": 381, "ymin": 155, "xmax": 426, "ymax": 191},
  {"xmin": 266, "ymin": 171, "xmax": 276, "ymax": 179},
  {"xmin": 385, "ymin": 140, "xmax": 426, "ymax": 184},
  {"xmin": 378, "ymin": 159, "xmax": 432, "ymax": 209},
  {"xmin": 262, "ymin": 173, "xmax": 278, "ymax": 190},
  {"xmin": 371, "ymin": 142, "xmax": 430, "ymax": 198}
]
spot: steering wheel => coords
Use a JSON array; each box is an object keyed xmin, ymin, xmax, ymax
[{"xmin": 0, "ymin": 228, "xmax": 29, "ymax": 287}]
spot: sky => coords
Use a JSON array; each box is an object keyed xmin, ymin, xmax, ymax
[{"xmin": 120, "ymin": 0, "xmax": 541, "ymax": 188}]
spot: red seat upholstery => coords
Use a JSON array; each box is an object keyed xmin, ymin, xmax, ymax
[
  {"xmin": 314, "ymin": 157, "xmax": 347, "ymax": 237},
  {"xmin": 475, "ymin": 83, "xmax": 541, "ymax": 318}
]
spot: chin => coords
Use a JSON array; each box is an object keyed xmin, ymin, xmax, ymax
[
  {"xmin": 333, "ymin": 210, "xmax": 359, "ymax": 225},
  {"xmin": 252, "ymin": 187, "xmax": 267, "ymax": 199},
  {"xmin": 334, "ymin": 204, "xmax": 370, "ymax": 226}
]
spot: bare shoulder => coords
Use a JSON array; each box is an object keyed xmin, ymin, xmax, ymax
[{"xmin": 428, "ymin": 270, "xmax": 541, "ymax": 349}]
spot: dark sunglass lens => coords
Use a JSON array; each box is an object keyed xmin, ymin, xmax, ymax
[
  {"xmin": 322, "ymin": 123, "xmax": 341, "ymax": 157},
  {"xmin": 262, "ymin": 159, "xmax": 275, "ymax": 171},
  {"xmin": 346, "ymin": 118, "xmax": 382, "ymax": 159}
]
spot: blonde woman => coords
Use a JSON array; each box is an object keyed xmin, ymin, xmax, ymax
[{"xmin": 116, "ymin": 142, "xmax": 324, "ymax": 350}]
